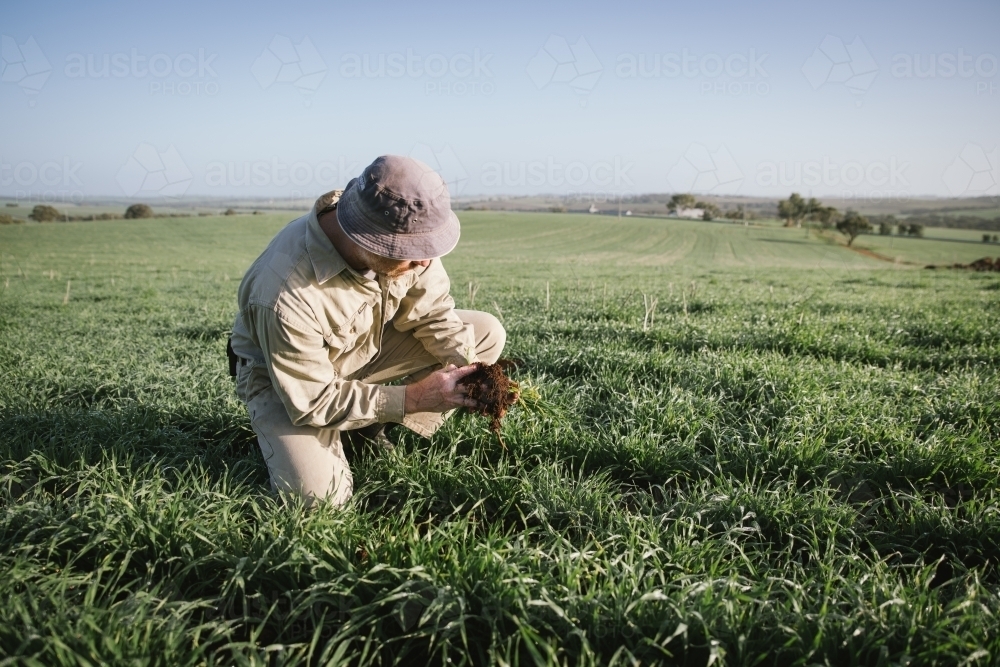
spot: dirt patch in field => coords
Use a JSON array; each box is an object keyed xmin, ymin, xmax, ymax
[
  {"xmin": 462, "ymin": 360, "xmax": 519, "ymax": 433},
  {"xmin": 847, "ymin": 245, "xmax": 906, "ymax": 263},
  {"xmin": 925, "ymin": 257, "xmax": 1000, "ymax": 272},
  {"xmin": 816, "ymin": 231, "xmax": 915, "ymax": 265}
]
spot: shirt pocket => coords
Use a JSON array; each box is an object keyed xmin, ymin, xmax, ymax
[{"xmin": 324, "ymin": 301, "xmax": 375, "ymax": 371}]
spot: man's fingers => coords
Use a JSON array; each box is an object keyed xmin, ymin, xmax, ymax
[{"xmin": 449, "ymin": 364, "xmax": 481, "ymax": 380}]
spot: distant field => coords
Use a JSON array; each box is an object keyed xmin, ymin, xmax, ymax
[
  {"xmin": 453, "ymin": 212, "xmax": 999, "ymax": 275},
  {"xmin": 455, "ymin": 213, "xmax": 882, "ymax": 273},
  {"xmin": 5, "ymin": 211, "xmax": 1000, "ymax": 280},
  {"xmin": 907, "ymin": 207, "xmax": 1000, "ymax": 219},
  {"xmin": 845, "ymin": 225, "xmax": 1000, "ymax": 266},
  {"xmin": 2, "ymin": 212, "xmax": 999, "ymax": 665}
]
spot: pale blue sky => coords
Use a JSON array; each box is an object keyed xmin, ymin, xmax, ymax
[{"xmin": 1, "ymin": 0, "xmax": 998, "ymax": 202}]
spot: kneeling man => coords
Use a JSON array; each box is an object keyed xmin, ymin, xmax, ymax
[{"xmin": 229, "ymin": 155, "xmax": 505, "ymax": 506}]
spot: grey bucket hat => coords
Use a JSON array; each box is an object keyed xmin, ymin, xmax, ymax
[{"xmin": 336, "ymin": 155, "xmax": 460, "ymax": 260}]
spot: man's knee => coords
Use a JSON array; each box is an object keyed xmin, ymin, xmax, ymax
[
  {"xmin": 457, "ymin": 309, "xmax": 506, "ymax": 364},
  {"xmin": 477, "ymin": 312, "xmax": 506, "ymax": 364},
  {"xmin": 247, "ymin": 388, "xmax": 353, "ymax": 508}
]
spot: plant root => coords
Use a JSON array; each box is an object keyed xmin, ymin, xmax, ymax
[{"xmin": 462, "ymin": 360, "xmax": 520, "ymax": 435}]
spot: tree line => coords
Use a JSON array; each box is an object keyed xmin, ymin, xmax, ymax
[
  {"xmin": 902, "ymin": 213, "xmax": 1000, "ymax": 232},
  {"xmin": 666, "ymin": 193, "xmax": 757, "ymax": 222},
  {"xmin": 666, "ymin": 192, "xmax": 926, "ymax": 247},
  {"xmin": 0, "ymin": 204, "xmax": 244, "ymax": 224}
]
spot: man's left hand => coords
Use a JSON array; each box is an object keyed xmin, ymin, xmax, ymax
[{"xmin": 403, "ymin": 364, "xmax": 481, "ymax": 414}]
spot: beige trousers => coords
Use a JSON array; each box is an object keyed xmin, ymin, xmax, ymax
[{"xmin": 236, "ymin": 310, "xmax": 505, "ymax": 507}]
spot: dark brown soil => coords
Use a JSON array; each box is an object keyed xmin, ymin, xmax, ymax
[{"xmin": 462, "ymin": 360, "xmax": 519, "ymax": 433}]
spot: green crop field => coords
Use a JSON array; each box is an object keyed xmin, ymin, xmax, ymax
[{"xmin": 2, "ymin": 212, "xmax": 999, "ymax": 665}]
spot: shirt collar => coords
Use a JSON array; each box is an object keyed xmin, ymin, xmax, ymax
[
  {"xmin": 305, "ymin": 189, "xmax": 419, "ymax": 291},
  {"xmin": 306, "ymin": 192, "xmax": 349, "ymax": 285}
]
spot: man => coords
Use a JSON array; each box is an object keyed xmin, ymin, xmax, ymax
[{"xmin": 229, "ymin": 155, "xmax": 506, "ymax": 506}]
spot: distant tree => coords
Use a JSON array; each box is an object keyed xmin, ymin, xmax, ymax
[
  {"xmin": 777, "ymin": 193, "xmax": 812, "ymax": 227},
  {"xmin": 836, "ymin": 210, "xmax": 871, "ymax": 246},
  {"xmin": 667, "ymin": 194, "xmax": 697, "ymax": 213},
  {"xmin": 124, "ymin": 203, "xmax": 154, "ymax": 219},
  {"xmin": 994, "ymin": 234, "xmax": 999, "ymax": 243},
  {"xmin": 694, "ymin": 201, "xmax": 720, "ymax": 221},
  {"xmin": 549, "ymin": 205, "xmax": 566, "ymax": 213},
  {"xmin": 907, "ymin": 223, "xmax": 924, "ymax": 238},
  {"xmin": 0, "ymin": 213, "xmax": 18, "ymax": 224},
  {"xmin": 778, "ymin": 194, "xmax": 837, "ymax": 228},
  {"xmin": 723, "ymin": 205, "xmax": 745, "ymax": 220},
  {"xmin": 29, "ymin": 205, "xmax": 61, "ymax": 222},
  {"xmin": 809, "ymin": 205, "xmax": 840, "ymax": 228},
  {"xmin": 869, "ymin": 214, "xmax": 897, "ymax": 236},
  {"xmin": 985, "ymin": 234, "xmax": 993, "ymax": 243},
  {"xmin": 777, "ymin": 194, "xmax": 802, "ymax": 227},
  {"xmin": 722, "ymin": 205, "xmax": 757, "ymax": 221},
  {"xmin": 224, "ymin": 208, "xmax": 237, "ymax": 216}
]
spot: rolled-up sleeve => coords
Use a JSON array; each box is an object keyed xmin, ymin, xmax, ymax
[
  {"xmin": 245, "ymin": 303, "xmax": 406, "ymax": 429},
  {"xmin": 391, "ymin": 259, "xmax": 478, "ymax": 366}
]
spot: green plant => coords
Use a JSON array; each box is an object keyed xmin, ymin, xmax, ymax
[
  {"xmin": 124, "ymin": 203, "xmax": 154, "ymax": 219},
  {"xmin": 29, "ymin": 204, "xmax": 61, "ymax": 222},
  {"xmin": 1, "ymin": 212, "xmax": 998, "ymax": 665}
]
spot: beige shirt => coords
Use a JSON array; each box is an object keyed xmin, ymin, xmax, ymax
[{"xmin": 230, "ymin": 190, "xmax": 477, "ymax": 430}]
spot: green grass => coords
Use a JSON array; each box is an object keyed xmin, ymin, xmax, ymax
[{"xmin": 2, "ymin": 212, "xmax": 999, "ymax": 665}]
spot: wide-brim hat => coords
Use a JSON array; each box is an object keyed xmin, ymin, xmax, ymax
[{"xmin": 336, "ymin": 155, "xmax": 460, "ymax": 260}]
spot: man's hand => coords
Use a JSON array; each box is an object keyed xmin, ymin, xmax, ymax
[{"xmin": 404, "ymin": 364, "xmax": 481, "ymax": 414}]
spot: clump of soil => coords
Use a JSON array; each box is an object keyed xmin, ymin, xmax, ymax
[
  {"xmin": 462, "ymin": 360, "xmax": 520, "ymax": 433},
  {"xmin": 926, "ymin": 257, "xmax": 1000, "ymax": 272}
]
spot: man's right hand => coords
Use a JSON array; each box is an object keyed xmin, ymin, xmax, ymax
[{"xmin": 403, "ymin": 364, "xmax": 481, "ymax": 414}]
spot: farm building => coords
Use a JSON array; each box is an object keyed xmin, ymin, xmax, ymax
[{"xmin": 672, "ymin": 207, "xmax": 705, "ymax": 219}]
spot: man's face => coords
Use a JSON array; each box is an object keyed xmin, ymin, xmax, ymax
[{"xmin": 361, "ymin": 248, "xmax": 431, "ymax": 278}]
